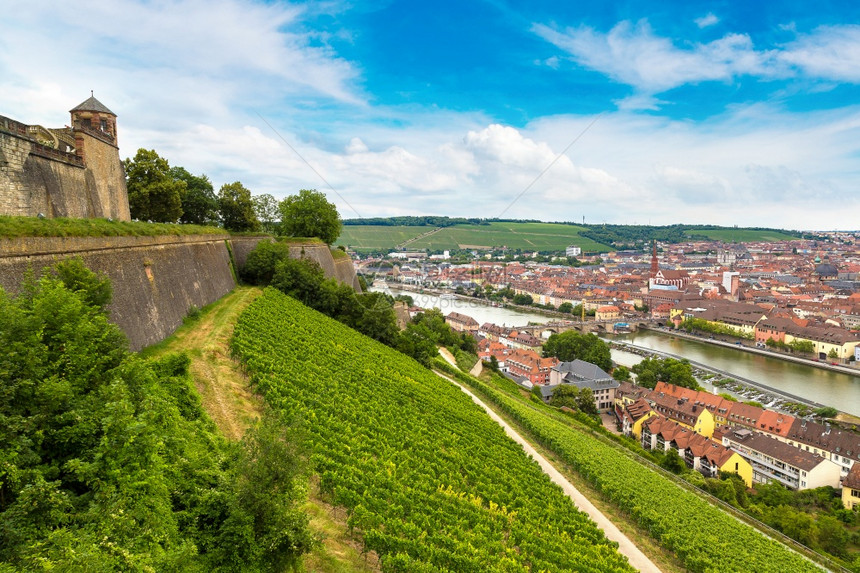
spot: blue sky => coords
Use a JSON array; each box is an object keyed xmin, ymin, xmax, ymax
[{"xmin": 3, "ymin": 0, "xmax": 860, "ymax": 229}]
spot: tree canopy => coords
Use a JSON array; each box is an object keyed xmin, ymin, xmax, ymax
[
  {"xmin": 218, "ymin": 181, "xmax": 260, "ymax": 232},
  {"xmin": 252, "ymin": 193, "xmax": 280, "ymax": 234},
  {"xmin": 170, "ymin": 166, "xmax": 219, "ymax": 225},
  {"xmin": 124, "ymin": 148, "xmax": 184, "ymax": 222},
  {"xmin": 0, "ymin": 259, "xmax": 315, "ymax": 570},
  {"xmin": 279, "ymin": 189, "xmax": 341, "ymax": 244},
  {"xmin": 542, "ymin": 331, "xmax": 612, "ymax": 372},
  {"xmin": 631, "ymin": 356, "xmax": 701, "ymax": 390}
]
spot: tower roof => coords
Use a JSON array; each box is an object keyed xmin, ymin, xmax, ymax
[{"xmin": 70, "ymin": 94, "xmax": 115, "ymax": 116}]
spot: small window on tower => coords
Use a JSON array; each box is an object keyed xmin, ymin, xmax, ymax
[
  {"xmin": 100, "ymin": 119, "xmax": 107, "ymax": 131},
  {"xmin": 81, "ymin": 119, "xmax": 91, "ymax": 129}
]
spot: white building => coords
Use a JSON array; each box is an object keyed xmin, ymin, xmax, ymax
[
  {"xmin": 723, "ymin": 428, "xmax": 841, "ymax": 490},
  {"xmin": 566, "ymin": 245, "xmax": 582, "ymax": 257}
]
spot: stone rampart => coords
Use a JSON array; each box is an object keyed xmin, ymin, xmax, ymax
[
  {"xmin": 0, "ymin": 116, "xmax": 129, "ymax": 220},
  {"xmin": 0, "ymin": 234, "xmax": 361, "ymax": 350},
  {"xmin": 0, "ymin": 235, "xmax": 235, "ymax": 350}
]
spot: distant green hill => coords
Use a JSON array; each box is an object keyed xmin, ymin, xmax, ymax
[
  {"xmin": 337, "ymin": 221, "xmax": 611, "ymax": 253},
  {"xmin": 336, "ymin": 218, "xmax": 800, "ymax": 253}
]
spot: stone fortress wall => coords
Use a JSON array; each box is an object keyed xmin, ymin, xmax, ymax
[
  {"xmin": 0, "ymin": 235, "xmax": 360, "ymax": 351},
  {"xmin": 0, "ymin": 96, "xmax": 360, "ymax": 350},
  {"xmin": 0, "ymin": 95, "xmax": 130, "ymax": 221}
]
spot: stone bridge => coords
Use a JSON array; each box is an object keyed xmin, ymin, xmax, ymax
[{"xmin": 515, "ymin": 318, "xmax": 660, "ymax": 338}]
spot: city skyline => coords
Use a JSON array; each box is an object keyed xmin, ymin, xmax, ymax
[{"xmin": 3, "ymin": 0, "xmax": 860, "ymax": 229}]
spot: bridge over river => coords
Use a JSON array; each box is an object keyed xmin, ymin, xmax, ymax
[{"xmin": 515, "ymin": 318, "xmax": 660, "ymax": 337}]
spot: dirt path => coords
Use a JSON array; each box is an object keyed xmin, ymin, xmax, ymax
[
  {"xmin": 434, "ymin": 363, "xmax": 661, "ymax": 573},
  {"xmin": 146, "ymin": 286, "xmax": 263, "ymax": 440},
  {"xmin": 143, "ymin": 286, "xmax": 379, "ymax": 572}
]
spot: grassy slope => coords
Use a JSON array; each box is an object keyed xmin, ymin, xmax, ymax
[
  {"xmin": 337, "ymin": 222, "xmax": 611, "ymax": 252},
  {"xmin": 436, "ymin": 363, "xmax": 828, "ymax": 573},
  {"xmin": 691, "ymin": 228, "xmax": 798, "ymax": 242},
  {"xmin": 141, "ymin": 286, "xmax": 378, "ymax": 573},
  {"xmin": 336, "ymin": 225, "xmax": 429, "ymax": 250}
]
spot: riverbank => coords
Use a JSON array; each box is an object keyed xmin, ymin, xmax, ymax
[
  {"xmin": 643, "ymin": 325, "xmax": 860, "ymax": 377},
  {"xmin": 611, "ymin": 338, "xmax": 860, "ymax": 425}
]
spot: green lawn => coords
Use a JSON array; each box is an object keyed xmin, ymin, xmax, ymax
[{"xmin": 338, "ymin": 222, "xmax": 610, "ymax": 253}]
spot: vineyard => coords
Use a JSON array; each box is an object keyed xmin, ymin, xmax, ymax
[
  {"xmin": 433, "ymin": 362, "xmax": 826, "ymax": 573},
  {"xmin": 231, "ymin": 288, "xmax": 634, "ymax": 572}
]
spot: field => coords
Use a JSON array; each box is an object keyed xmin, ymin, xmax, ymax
[
  {"xmin": 232, "ymin": 288, "xmax": 635, "ymax": 572},
  {"xmin": 435, "ymin": 362, "xmax": 828, "ymax": 573},
  {"xmin": 688, "ymin": 228, "xmax": 797, "ymax": 242},
  {"xmin": 337, "ymin": 222, "xmax": 610, "ymax": 253},
  {"xmin": 336, "ymin": 225, "xmax": 429, "ymax": 250}
]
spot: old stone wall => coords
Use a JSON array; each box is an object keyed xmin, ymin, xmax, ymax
[
  {"xmin": 78, "ymin": 132, "xmax": 131, "ymax": 221},
  {"xmin": 0, "ymin": 119, "xmax": 129, "ymax": 220},
  {"xmin": 0, "ymin": 235, "xmax": 235, "ymax": 350},
  {"xmin": 0, "ymin": 234, "xmax": 361, "ymax": 350}
]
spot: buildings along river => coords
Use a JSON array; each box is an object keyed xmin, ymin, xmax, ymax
[{"xmin": 375, "ymin": 285, "xmax": 860, "ymax": 416}]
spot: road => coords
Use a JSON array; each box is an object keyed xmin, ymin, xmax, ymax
[{"xmin": 435, "ymin": 349, "xmax": 661, "ymax": 573}]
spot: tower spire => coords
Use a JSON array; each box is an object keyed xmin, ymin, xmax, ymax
[{"xmin": 650, "ymin": 239, "xmax": 658, "ymax": 277}]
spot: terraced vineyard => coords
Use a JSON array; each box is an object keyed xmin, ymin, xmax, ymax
[
  {"xmin": 336, "ymin": 222, "xmax": 610, "ymax": 253},
  {"xmin": 434, "ymin": 363, "xmax": 826, "ymax": 573},
  {"xmin": 337, "ymin": 225, "xmax": 430, "ymax": 251},
  {"xmin": 232, "ymin": 288, "xmax": 633, "ymax": 572}
]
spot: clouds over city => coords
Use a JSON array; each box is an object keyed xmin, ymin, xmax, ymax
[{"xmin": 1, "ymin": 0, "xmax": 859, "ymax": 229}]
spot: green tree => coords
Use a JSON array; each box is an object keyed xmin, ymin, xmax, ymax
[
  {"xmin": 170, "ymin": 166, "xmax": 218, "ymax": 225},
  {"xmin": 0, "ymin": 262, "xmax": 315, "ymax": 570},
  {"xmin": 817, "ymin": 515, "xmax": 849, "ymax": 557},
  {"xmin": 52, "ymin": 256, "xmax": 112, "ymax": 309},
  {"xmin": 631, "ymin": 357, "xmax": 701, "ymax": 390},
  {"xmin": 271, "ymin": 257, "xmax": 326, "ymax": 304},
  {"xmin": 252, "ymin": 193, "xmax": 280, "ymax": 234},
  {"xmin": 558, "ymin": 302, "xmax": 574, "ymax": 313},
  {"xmin": 549, "ymin": 385, "xmax": 580, "ymax": 409},
  {"xmin": 659, "ymin": 451, "xmax": 685, "ymax": 474},
  {"xmin": 612, "ymin": 365, "xmax": 631, "ymax": 381},
  {"xmin": 240, "ymin": 240, "xmax": 292, "ymax": 285},
  {"xmin": 279, "ymin": 189, "xmax": 342, "ymax": 244},
  {"xmin": 218, "ymin": 181, "xmax": 260, "ymax": 232},
  {"xmin": 542, "ymin": 331, "xmax": 612, "ymax": 372},
  {"xmin": 575, "ymin": 387, "xmax": 599, "ymax": 416},
  {"xmin": 827, "ymin": 348, "xmax": 839, "ymax": 360},
  {"xmin": 512, "ymin": 293, "xmax": 533, "ymax": 305},
  {"xmin": 124, "ymin": 148, "xmax": 184, "ymax": 222},
  {"xmin": 789, "ymin": 339, "xmax": 815, "ymax": 354}
]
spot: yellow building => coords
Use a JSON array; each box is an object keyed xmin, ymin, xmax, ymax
[
  {"xmin": 650, "ymin": 392, "xmax": 716, "ymax": 439},
  {"xmin": 843, "ymin": 464, "xmax": 860, "ymax": 509}
]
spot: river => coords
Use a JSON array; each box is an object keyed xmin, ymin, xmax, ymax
[{"xmin": 375, "ymin": 284, "xmax": 860, "ymax": 416}]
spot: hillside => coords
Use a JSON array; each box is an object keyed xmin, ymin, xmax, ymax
[
  {"xmin": 435, "ymin": 362, "xmax": 828, "ymax": 573},
  {"xmin": 232, "ymin": 288, "xmax": 635, "ymax": 572},
  {"xmin": 338, "ymin": 221, "xmax": 610, "ymax": 253},
  {"xmin": 336, "ymin": 219, "xmax": 800, "ymax": 253}
]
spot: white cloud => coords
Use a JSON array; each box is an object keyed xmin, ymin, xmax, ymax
[
  {"xmin": 695, "ymin": 13, "xmax": 719, "ymax": 29},
  {"xmin": 3, "ymin": 2, "xmax": 860, "ymax": 229},
  {"xmin": 780, "ymin": 25, "xmax": 860, "ymax": 82},
  {"xmin": 532, "ymin": 20, "xmax": 778, "ymax": 95}
]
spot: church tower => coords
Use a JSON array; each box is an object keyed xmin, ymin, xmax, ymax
[{"xmin": 650, "ymin": 240, "xmax": 659, "ymax": 277}]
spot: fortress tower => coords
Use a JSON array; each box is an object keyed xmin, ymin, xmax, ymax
[{"xmin": 0, "ymin": 94, "xmax": 130, "ymax": 220}]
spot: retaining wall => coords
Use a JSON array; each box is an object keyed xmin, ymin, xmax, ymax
[{"xmin": 0, "ymin": 234, "xmax": 360, "ymax": 350}]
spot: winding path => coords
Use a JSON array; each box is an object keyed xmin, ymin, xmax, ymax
[{"xmin": 435, "ymin": 349, "xmax": 661, "ymax": 572}]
